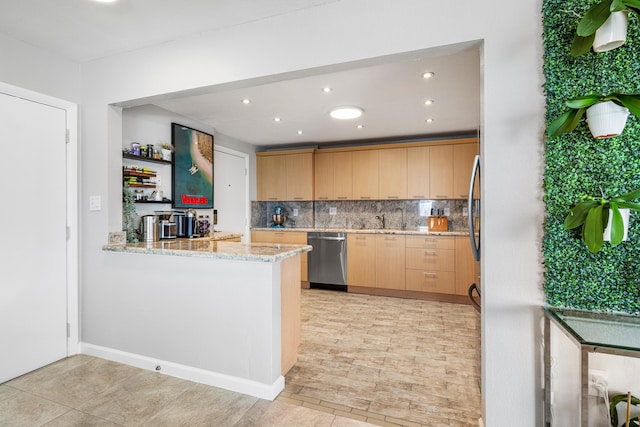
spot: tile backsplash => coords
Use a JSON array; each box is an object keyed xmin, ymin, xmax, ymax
[{"xmin": 251, "ymin": 200, "xmax": 473, "ymax": 231}]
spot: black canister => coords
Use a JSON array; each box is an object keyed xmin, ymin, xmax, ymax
[{"xmin": 173, "ymin": 211, "xmax": 187, "ymax": 237}]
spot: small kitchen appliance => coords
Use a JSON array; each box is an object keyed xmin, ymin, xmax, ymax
[
  {"xmin": 155, "ymin": 211, "xmax": 177, "ymax": 240},
  {"xmin": 137, "ymin": 215, "xmax": 158, "ymax": 242},
  {"xmin": 272, "ymin": 205, "xmax": 286, "ymax": 228}
]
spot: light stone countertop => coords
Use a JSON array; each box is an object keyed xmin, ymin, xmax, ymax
[
  {"xmin": 251, "ymin": 227, "xmax": 471, "ymax": 236},
  {"xmin": 103, "ymin": 239, "xmax": 311, "ymax": 262}
]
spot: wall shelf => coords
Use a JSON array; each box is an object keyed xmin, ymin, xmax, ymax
[{"xmin": 123, "ymin": 152, "xmax": 172, "ymax": 165}]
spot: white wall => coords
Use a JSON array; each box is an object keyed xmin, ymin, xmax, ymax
[{"xmin": 77, "ymin": 1, "xmax": 545, "ymax": 425}]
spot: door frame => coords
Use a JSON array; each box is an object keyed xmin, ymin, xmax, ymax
[
  {"xmin": 214, "ymin": 144, "xmax": 250, "ymax": 242},
  {"xmin": 0, "ymin": 81, "xmax": 79, "ymax": 356}
]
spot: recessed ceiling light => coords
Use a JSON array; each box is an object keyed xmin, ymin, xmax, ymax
[
  {"xmin": 92, "ymin": 0, "xmax": 117, "ymax": 2},
  {"xmin": 424, "ymin": 99, "xmax": 434, "ymax": 105},
  {"xmin": 426, "ymin": 118, "xmax": 434, "ymax": 123},
  {"xmin": 329, "ymin": 106, "xmax": 363, "ymax": 120},
  {"xmin": 297, "ymin": 130, "xmax": 303, "ymax": 135},
  {"xmin": 241, "ymin": 99, "xmax": 251, "ymax": 104},
  {"xmin": 422, "ymin": 72, "xmax": 435, "ymax": 79},
  {"xmin": 357, "ymin": 124, "xmax": 364, "ymax": 129},
  {"xmin": 274, "ymin": 117, "xmax": 281, "ymax": 122},
  {"xmin": 322, "ymin": 87, "xmax": 332, "ymax": 93}
]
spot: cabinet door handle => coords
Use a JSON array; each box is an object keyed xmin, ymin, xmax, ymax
[
  {"xmin": 360, "ymin": 196, "xmax": 371, "ymax": 199},
  {"xmin": 435, "ymin": 195, "xmax": 448, "ymax": 198},
  {"xmin": 411, "ymin": 195, "xmax": 426, "ymax": 198},
  {"xmin": 355, "ymin": 236, "xmax": 367, "ymax": 240},
  {"xmin": 318, "ymin": 197, "xmax": 328, "ymax": 200},
  {"xmin": 422, "ymin": 272, "xmax": 437, "ymax": 277},
  {"xmin": 387, "ymin": 196, "xmax": 399, "ymax": 199},
  {"xmin": 337, "ymin": 196, "xmax": 348, "ymax": 200},
  {"xmin": 293, "ymin": 197, "xmax": 303, "ymax": 200},
  {"xmin": 423, "ymin": 251, "xmax": 437, "ymax": 256}
]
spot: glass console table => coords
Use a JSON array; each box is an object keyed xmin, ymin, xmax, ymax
[{"xmin": 544, "ymin": 307, "xmax": 640, "ymax": 427}]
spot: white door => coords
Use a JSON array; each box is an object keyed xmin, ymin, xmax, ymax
[
  {"xmin": 0, "ymin": 92, "xmax": 68, "ymax": 382},
  {"xmin": 214, "ymin": 148, "xmax": 248, "ymax": 237}
]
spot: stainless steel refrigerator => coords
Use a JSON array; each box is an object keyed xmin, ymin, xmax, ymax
[{"xmin": 468, "ymin": 154, "xmax": 481, "ymax": 311}]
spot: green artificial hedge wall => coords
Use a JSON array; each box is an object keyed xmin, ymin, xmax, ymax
[{"xmin": 543, "ymin": 0, "xmax": 640, "ymax": 313}]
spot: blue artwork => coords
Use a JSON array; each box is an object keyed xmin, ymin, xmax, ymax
[{"xmin": 171, "ymin": 123, "xmax": 214, "ymax": 209}]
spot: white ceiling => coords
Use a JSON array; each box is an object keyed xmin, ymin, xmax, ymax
[{"xmin": 1, "ymin": 0, "xmax": 481, "ymax": 148}]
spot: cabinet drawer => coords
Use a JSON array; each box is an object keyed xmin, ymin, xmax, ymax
[
  {"xmin": 405, "ymin": 235, "xmax": 454, "ymax": 250},
  {"xmin": 405, "ymin": 269, "xmax": 455, "ymax": 294},
  {"xmin": 406, "ymin": 247, "xmax": 454, "ymax": 271}
]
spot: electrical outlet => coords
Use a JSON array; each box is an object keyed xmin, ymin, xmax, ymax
[
  {"xmin": 89, "ymin": 195, "xmax": 101, "ymax": 211},
  {"xmin": 329, "ymin": 207, "xmax": 337, "ymax": 215},
  {"xmin": 293, "ymin": 208, "xmax": 298, "ymax": 217},
  {"xmin": 588, "ymin": 369, "xmax": 608, "ymax": 396}
]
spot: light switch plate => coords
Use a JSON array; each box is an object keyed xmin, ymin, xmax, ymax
[
  {"xmin": 293, "ymin": 208, "xmax": 299, "ymax": 216},
  {"xmin": 89, "ymin": 195, "xmax": 101, "ymax": 211}
]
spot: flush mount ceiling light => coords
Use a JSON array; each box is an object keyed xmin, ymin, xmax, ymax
[
  {"xmin": 91, "ymin": 0, "xmax": 118, "ymax": 3},
  {"xmin": 422, "ymin": 71, "xmax": 435, "ymax": 79},
  {"xmin": 329, "ymin": 106, "xmax": 363, "ymax": 120}
]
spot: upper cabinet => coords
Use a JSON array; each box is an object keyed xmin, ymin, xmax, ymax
[
  {"xmin": 452, "ymin": 142, "xmax": 479, "ymax": 200},
  {"xmin": 257, "ymin": 149, "xmax": 314, "ymax": 201},
  {"xmin": 429, "ymin": 145, "xmax": 454, "ymax": 199},
  {"xmin": 257, "ymin": 139, "xmax": 477, "ymax": 201},
  {"xmin": 378, "ymin": 148, "xmax": 407, "ymax": 199},
  {"xmin": 407, "ymin": 146, "xmax": 430, "ymax": 199},
  {"xmin": 352, "ymin": 150, "xmax": 379, "ymax": 200}
]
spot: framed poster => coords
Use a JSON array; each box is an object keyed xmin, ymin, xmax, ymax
[{"xmin": 171, "ymin": 123, "xmax": 214, "ymax": 209}]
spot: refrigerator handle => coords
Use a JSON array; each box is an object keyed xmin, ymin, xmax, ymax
[{"xmin": 468, "ymin": 154, "xmax": 480, "ymax": 262}]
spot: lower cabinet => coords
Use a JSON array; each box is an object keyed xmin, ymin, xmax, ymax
[
  {"xmin": 347, "ymin": 233, "xmax": 475, "ymax": 304},
  {"xmin": 405, "ymin": 235, "xmax": 455, "ymax": 294},
  {"xmin": 375, "ymin": 235, "xmax": 405, "ymax": 290},
  {"xmin": 251, "ymin": 230, "xmax": 308, "ymax": 282}
]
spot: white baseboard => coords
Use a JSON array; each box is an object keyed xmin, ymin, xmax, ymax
[{"xmin": 80, "ymin": 343, "xmax": 284, "ymax": 401}]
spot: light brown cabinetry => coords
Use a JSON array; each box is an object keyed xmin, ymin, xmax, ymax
[
  {"xmin": 251, "ymin": 230, "xmax": 308, "ymax": 282},
  {"xmin": 375, "ymin": 235, "xmax": 405, "ymax": 290},
  {"xmin": 405, "ymin": 235, "xmax": 455, "ymax": 294},
  {"xmin": 314, "ymin": 152, "xmax": 334, "ymax": 200},
  {"xmin": 256, "ymin": 150, "xmax": 314, "ymax": 201},
  {"xmin": 407, "ymin": 146, "xmax": 430, "ymax": 199},
  {"xmin": 346, "ymin": 234, "xmax": 376, "ymax": 287},
  {"xmin": 454, "ymin": 236, "xmax": 480, "ymax": 296},
  {"xmin": 429, "ymin": 145, "xmax": 453, "ymax": 199},
  {"xmin": 286, "ymin": 153, "xmax": 314, "ymax": 200},
  {"xmin": 313, "ymin": 151, "xmax": 353, "ymax": 200},
  {"xmin": 452, "ymin": 142, "xmax": 479, "ymax": 199},
  {"xmin": 352, "ymin": 150, "xmax": 379, "ymax": 199},
  {"xmin": 378, "ymin": 148, "xmax": 407, "ymax": 199}
]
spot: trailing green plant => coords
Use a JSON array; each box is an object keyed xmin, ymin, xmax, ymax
[
  {"xmin": 564, "ymin": 187, "xmax": 640, "ymax": 253},
  {"xmin": 547, "ymin": 93, "xmax": 640, "ymax": 137},
  {"xmin": 571, "ymin": 0, "xmax": 640, "ymax": 56},
  {"xmin": 610, "ymin": 393, "xmax": 640, "ymax": 427},
  {"xmin": 122, "ymin": 188, "xmax": 139, "ymax": 243}
]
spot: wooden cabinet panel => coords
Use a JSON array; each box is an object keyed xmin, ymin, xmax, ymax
[
  {"xmin": 406, "ymin": 247, "xmax": 454, "ymax": 271},
  {"xmin": 347, "ymin": 234, "xmax": 376, "ymax": 287},
  {"xmin": 314, "ymin": 152, "xmax": 334, "ymax": 200},
  {"xmin": 258, "ymin": 155, "xmax": 287, "ymax": 201},
  {"xmin": 286, "ymin": 153, "xmax": 314, "ymax": 200},
  {"xmin": 452, "ymin": 143, "xmax": 479, "ymax": 199},
  {"xmin": 333, "ymin": 151, "xmax": 353, "ymax": 200},
  {"xmin": 378, "ymin": 148, "xmax": 407, "ymax": 199},
  {"xmin": 375, "ymin": 235, "xmax": 405, "ymax": 290},
  {"xmin": 405, "ymin": 270, "xmax": 455, "ymax": 294},
  {"xmin": 405, "ymin": 235, "xmax": 455, "ymax": 250},
  {"xmin": 352, "ymin": 150, "xmax": 379, "ymax": 199},
  {"xmin": 407, "ymin": 146, "xmax": 430, "ymax": 199},
  {"xmin": 251, "ymin": 230, "xmax": 308, "ymax": 282},
  {"xmin": 429, "ymin": 145, "xmax": 453, "ymax": 199},
  {"xmin": 455, "ymin": 236, "xmax": 480, "ymax": 296}
]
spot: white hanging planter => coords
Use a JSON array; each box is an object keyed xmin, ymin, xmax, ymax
[
  {"xmin": 593, "ymin": 11, "xmax": 629, "ymax": 53},
  {"xmin": 586, "ymin": 101, "xmax": 630, "ymax": 139},
  {"xmin": 161, "ymin": 149, "xmax": 172, "ymax": 161},
  {"xmin": 604, "ymin": 208, "xmax": 630, "ymax": 242}
]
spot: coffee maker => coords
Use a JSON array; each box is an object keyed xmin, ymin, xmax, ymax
[
  {"xmin": 155, "ymin": 211, "xmax": 177, "ymax": 239},
  {"xmin": 173, "ymin": 209, "xmax": 197, "ymax": 238}
]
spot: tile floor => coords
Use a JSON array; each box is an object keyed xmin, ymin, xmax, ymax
[{"xmin": 0, "ymin": 289, "xmax": 480, "ymax": 427}]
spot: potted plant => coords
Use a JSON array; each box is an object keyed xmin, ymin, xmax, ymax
[
  {"xmin": 160, "ymin": 143, "xmax": 173, "ymax": 161},
  {"xmin": 564, "ymin": 187, "xmax": 640, "ymax": 253},
  {"xmin": 571, "ymin": 0, "xmax": 640, "ymax": 57},
  {"xmin": 547, "ymin": 93, "xmax": 640, "ymax": 138}
]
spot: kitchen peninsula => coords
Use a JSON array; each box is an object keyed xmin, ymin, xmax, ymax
[{"xmin": 97, "ymin": 239, "xmax": 311, "ymax": 400}]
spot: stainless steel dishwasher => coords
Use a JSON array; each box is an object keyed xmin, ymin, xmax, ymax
[{"xmin": 307, "ymin": 232, "xmax": 347, "ymax": 291}]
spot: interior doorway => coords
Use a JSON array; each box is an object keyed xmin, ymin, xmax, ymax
[{"xmin": 0, "ymin": 87, "xmax": 77, "ymax": 382}]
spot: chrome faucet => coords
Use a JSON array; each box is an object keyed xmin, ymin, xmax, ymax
[{"xmin": 375, "ymin": 214, "xmax": 385, "ymax": 229}]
